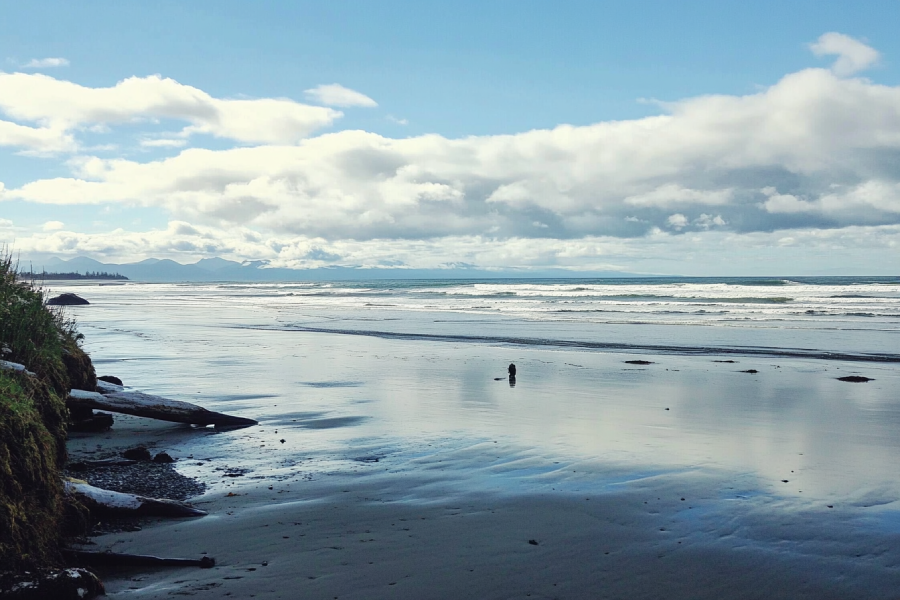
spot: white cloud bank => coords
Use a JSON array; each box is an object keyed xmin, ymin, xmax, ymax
[
  {"xmin": 0, "ymin": 73, "xmax": 342, "ymax": 151},
  {"xmin": 0, "ymin": 33, "xmax": 898, "ymax": 272}
]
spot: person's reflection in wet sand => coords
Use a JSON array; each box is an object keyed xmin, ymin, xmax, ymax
[
  {"xmin": 508, "ymin": 363, "xmax": 517, "ymax": 387},
  {"xmin": 509, "ymin": 375, "xmax": 516, "ymax": 387}
]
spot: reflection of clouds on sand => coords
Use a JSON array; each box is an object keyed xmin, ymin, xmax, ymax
[
  {"xmin": 295, "ymin": 416, "xmax": 368, "ymax": 429},
  {"xmin": 58, "ymin": 281, "xmax": 900, "ymax": 596},
  {"xmin": 298, "ymin": 380, "xmax": 363, "ymax": 388}
]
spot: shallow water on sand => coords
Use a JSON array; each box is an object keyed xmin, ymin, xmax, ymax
[{"xmin": 50, "ymin": 281, "xmax": 900, "ymax": 503}]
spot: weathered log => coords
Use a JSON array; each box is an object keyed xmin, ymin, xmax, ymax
[
  {"xmin": 64, "ymin": 550, "xmax": 215, "ymax": 569},
  {"xmin": 65, "ymin": 481, "xmax": 208, "ymax": 518},
  {"xmin": 0, "ymin": 360, "xmax": 35, "ymax": 376},
  {"xmin": 67, "ymin": 457, "xmax": 138, "ymax": 471},
  {"xmin": 67, "ymin": 388, "xmax": 257, "ymax": 427},
  {"xmin": 0, "ymin": 568, "xmax": 104, "ymax": 600},
  {"xmin": 96, "ymin": 379, "xmax": 123, "ymax": 394}
]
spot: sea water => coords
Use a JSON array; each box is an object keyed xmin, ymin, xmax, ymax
[{"xmin": 50, "ymin": 276, "xmax": 900, "ymax": 503}]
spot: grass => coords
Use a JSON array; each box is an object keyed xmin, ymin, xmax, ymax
[{"xmin": 0, "ymin": 251, "xmax": 96, "ymax": 571}]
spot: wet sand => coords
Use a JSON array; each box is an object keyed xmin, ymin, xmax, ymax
[
  {"xmin": 50, "ymin": 281, "xmax": 900, "ymax": 598},
  {"xmin": 66, "ymin": 334, "xmax": 900, "ymax": 598}
]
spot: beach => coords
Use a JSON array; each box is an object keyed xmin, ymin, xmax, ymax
[{"xmin": 55, "ymin": 279, "xmax": 900, "ymax": 598}]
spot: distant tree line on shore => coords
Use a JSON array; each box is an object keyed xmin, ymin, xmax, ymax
[{"xmin": 20, "ymin": 270, "xmax": 129, "ymax": 281}]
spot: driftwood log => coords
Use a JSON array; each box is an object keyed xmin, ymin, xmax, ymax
[
  {"xmin": 65, "ymin": 481, "xmax": 208, "ymax": 518},
  {"xmin": 64, "ymin": 550, "xmax": 215, "ymax": 569},
  {"xmin": 67, "ymin": 388, "xmax": 257, "ymax": 428},
  {"xmin": 0, "ymin": 359, "xmax": 35, "ymax": 376}
]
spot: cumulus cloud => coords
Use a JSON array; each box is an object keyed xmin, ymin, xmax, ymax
[
  {"xmin": 304, "ymin": 84, "xmax": 377, "ymax": 108},
  {"xmin": 809, "ymin": 32, "xmax": 879, "ymax": 76},
  {"xmin": 624, "ymin": 185, "xmax": 732, "ymax": 207},
  {"xmin": 0, "ymin": 73, "xmax": 341, "ymax": 151},
  {"xmin": 8, "ymin": 58, "xmax": 900, "ymax": 240},
  {"xmin": 42, "ymin": 221, "xmax": 64, "ymax": 231},
  {"xmin": 140, "ymin": 138, "xmax": 188, "ymax": 148},
  {"xmin": 0, "ymin": 119, "xmax": 75, "ymax": 152},
  {"xmin": 667, "ymin": 214, "xmax": 688, "ymax": 229},
  {"xmin": 22, "ymin": 57, "xmax": 69, "ymax": 69}
]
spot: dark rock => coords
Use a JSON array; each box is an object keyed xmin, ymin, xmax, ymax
[
  {"xmin": 47, "ymin": 292, "xmax": 89, "ymax": 306},
  {"xmin": 68, "ymin": 405, "xmax": 95, "ymax": 421},
  {"xmin": 153, "ymin": 452, "xmax": 175, "ymax": 463},
  {"xmin": 625, "ymin": 360, "xmax": 653, "ymax": 365},
  {"xmin": 528, "ymin": 539, "xmax": 539, "ymax": 545},
  {"xmin": 0, "ymin": 568, "xmax": 105, "ymax": 599},
  {"xmin": 508, "ymin": 363, "xmax": 517, "ymax": 377},
  {"xmin": 69, "ymin": 412, "xmax": 114, "ymax": 432},
  {"xmin": 713, "ymin": 360, "xmax": 736, "ymax": 363},
  {"xmin": 741, "ymin": 369, "xmax": 759, "ymax": 374},
  {"xmin": 122, "ymin": 446, "xmax": 152, "ymax": 461},
  {"xmin": 98, "ymin": 375, "xmax": 123, "ymax": 386},
  {"xmin": 837, "ymin": 375, "xmax": 873, "ymax": 383}
]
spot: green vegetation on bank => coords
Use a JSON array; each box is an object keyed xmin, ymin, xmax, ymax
[
  {"xmin": 0, "ymin": 254, "xmax": 96, "ymax": 571},
  {"xmin": 19, "ymin": 271, "xmax": 128, "ymax": 281}
]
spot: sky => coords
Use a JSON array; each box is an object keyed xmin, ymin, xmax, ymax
[{"xmin": 1, "ymin": 1, "xmax": 900, "ymax": 275}]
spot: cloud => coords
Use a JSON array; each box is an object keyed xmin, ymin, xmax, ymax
[
  {"xmin": 304, "ymin": 84, "xmax": 377, "ymax": 108},
  {"xmin": 140, "ymin": 138, "xmax": 188, "ymax": 148},
  {"xmin": 7, "ymin": 220, "xmax": 899, "ymax": 275},
  {"xmin": 22, "ymin": 57, "xmax": 69, "ymax": 69},
  {"xmin": 667, "ymin": 214, "xmax": 688, "ymax": 229},
  {"xmin": 0, "ymin": 73, "xmax": 342, "ymax": 151},
  {"xmin": 809, "ymin": 33, "xmax": 879, "ymax": 76},
  {"xmin": 762, "ymin": 182, "xmax": 900, "ymax": 215},
  {"xmin": 0, "ymin": 218, "xmax": 12, "ymax": 228},
  {"xmin": 624, "ymin": 184, "xmax": 732, "ymax": 207},
  {"xmin": 9, "ymin": 56, "xmax": 900, "ymax": 241},
  {"xmin": 42, "ymin": 221, "xmax": 64, "ymax": 231},
  {"xmin": 387, "ymin": 115, "xmax": 409, "ymax": 125},
  {"xmin": 0, "ymin": 119, "xmax": 75, "ymax": 152}
]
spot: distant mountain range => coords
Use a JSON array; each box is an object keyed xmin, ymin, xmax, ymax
[{"xmin": 18, "ymin": 256, "xmax": 646, "ymax": 282}]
